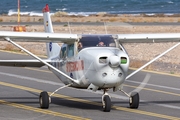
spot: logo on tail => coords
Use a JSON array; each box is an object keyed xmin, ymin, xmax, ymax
[{"xmin": 49, "ymin": 42, "xmax": 52, "ymax": 52}]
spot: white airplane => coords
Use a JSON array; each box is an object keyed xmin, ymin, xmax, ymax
[{"xmin": 0, "ymin": 4, "xmax": 180, "ymax": 112}]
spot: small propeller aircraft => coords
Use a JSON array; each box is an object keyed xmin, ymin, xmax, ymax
[{"xmin": 0, "ymin": 4, "xmax": 180, "ymax": 112}]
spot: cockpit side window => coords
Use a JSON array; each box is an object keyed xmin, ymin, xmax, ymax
[
  {"xmin": 60, "ymin": 44, "xmax": 67, "ymax": 59},
  {"xmin": 67, "ymin": 44, "xmax": 74, "ymax": 57},
  {"xmin": 109, "ymin": 42, "xmax": 116, "ymax": 47}
]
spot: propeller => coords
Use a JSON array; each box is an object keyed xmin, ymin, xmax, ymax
[{"xmin": 128, "ymin": 73, "xmax": 151, "ymax": 94}]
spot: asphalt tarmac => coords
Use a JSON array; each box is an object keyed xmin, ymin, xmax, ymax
[{"xmin": 0, "ymin": 50, "xmax": 180, "ymax": 120}]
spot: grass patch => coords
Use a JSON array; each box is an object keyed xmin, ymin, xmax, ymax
[
  {"xmin": 170, "ymin": 71, "xmax": 175, "ymax": 74},
  {"xmin": 38, "ymin": 18, "xmax": 43, "ymax": 22},
  {"xmin": 0, "ymin": 18, "xmax": 3, "ymax": 22},
  {"xmin": 53, "ymin": 11, "xmax": 68, "ymax": 17}
]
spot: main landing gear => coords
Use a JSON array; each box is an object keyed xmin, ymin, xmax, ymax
[
  {"xmin": 102, "ymin": 89, "xmax": 139, "ymax": 112},
  {"xmin": 121, "ymin": 90, "xmax": 139, "ymax": 109},
  {"xmin": 129, "ymin": 92, "xmax": 139, "ymax": 108},
  {"xmin": 39, "ymin": 84, "xmax": 72, "ymax": 109},
  {"xmin": 39, "ymin": 91, "xmax": 49, "ymax": 109},
  {"xmin": 39, "ymin": 86, "xmax": 139, "ymax": 111}
]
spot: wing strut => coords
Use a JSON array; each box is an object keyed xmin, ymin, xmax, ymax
[
  {"xmin": 4, "ymin": 37, "xmax": 80, "ymax": 85},
  {"xmin": 126, "ymin": 42, "xmax": 180, "ymax": 79}
]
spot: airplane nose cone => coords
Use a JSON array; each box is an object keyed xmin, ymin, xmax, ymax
[{"xmin": 109, "ymin": 56, "xmax": 119, "ymax": 68}]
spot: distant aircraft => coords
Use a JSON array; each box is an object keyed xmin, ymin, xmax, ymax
[{"xmin": 0, "ymin": 4, "xmax": 180, "ymax": 112}]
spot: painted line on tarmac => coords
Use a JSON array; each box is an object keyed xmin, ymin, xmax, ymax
[
  {"xmin": 25, "ymin": 67, "xmax": 180, "ymax": 94},
  {"xmin": 124, "ymin": 84, "xmax": 180, "ymax": 97},
  {"xmin": 126, "ymin": 79, "xmax": 180, "ymax": 91},
  {"xmin": 23, "ymin": 67, "xmax": 180, "ymax": 96},
  {"xmin": 0, "ymin": 71, "xmax": 63, "ymax": 86},
  {"xmin": 123, "ymin": 83, "xmax": 180, "ymax": 111},
  {"xmin": 2, "ymin": 70, "xmax": 180, "ymax": 112},
  {"xmin": 27, "ymin": 67, "xmax": 180, "ymax": 78},
  {"xmin": 129, "ymin": 67, "xmax": 180, "ymax": 78},
  {"xmin": 1, "ymin": 69, "xmax": 180, "ymax": 98},
  {"xmin": 1, "ymin": 69, "xmax": 180, "ymax": 107},
  {"xmin": 1, "ymin": 69, "xmax": 180, "ymax": 110},
  {"xmin": 0, "ymin": 100, "xmax": 90, "ymax": 120},
  {"xmin": 0, "ymin": 81, "xmax": 179, "ymax": 120},
  {"xmin": 25, "ymin": 67, "xmax": 52, "ymax": 73},
  {"xmin": 1, "ymin": 49, "xmax": 179, "ymax": 78}
]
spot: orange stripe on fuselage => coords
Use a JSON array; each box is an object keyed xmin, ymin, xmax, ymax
[{"xmin": 66, "ymin": 60, "xmax": 84, "ymax": 72}]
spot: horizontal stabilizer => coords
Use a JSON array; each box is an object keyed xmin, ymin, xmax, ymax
[{"xmin": 0, "ymin": 59, "xmax": 52, "ymax": 67}]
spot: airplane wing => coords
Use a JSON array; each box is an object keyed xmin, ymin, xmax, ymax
[
  {"xmin": 0, "ymin": 31, "xmax": 180, "ymax": 43},
  {"xmin": 117, "ymin": 33, "xmax": 180, "ymax": 43},
  {"xmin": 0, "ymin": 31, "xmax": 78, "ymax": 43},
  {"xmin": 0, "ymin": 59, "xmax": 52, "ymax": 67}
]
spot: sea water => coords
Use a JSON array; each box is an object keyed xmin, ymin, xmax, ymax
[{"xmin": 0, "ymin": 0, "xmax": 179, "ymax": 16}]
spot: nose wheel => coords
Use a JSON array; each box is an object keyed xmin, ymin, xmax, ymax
[{"xmin": 102, "ymin": 90, "xmax": 111, "ymax": 112}]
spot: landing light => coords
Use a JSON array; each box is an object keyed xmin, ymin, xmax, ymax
[{"xmin": 121, "ymin": 57, "xmax": 127, "ymax": 64}]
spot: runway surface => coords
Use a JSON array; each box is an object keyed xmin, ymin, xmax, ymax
[{"xmin": 0, "ymin": 50, "xmax": 180, "ymax": 120}]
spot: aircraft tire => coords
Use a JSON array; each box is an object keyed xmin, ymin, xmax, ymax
[
  {"xmin": 103, "ymin": 95, "xmax": 111, "ymax": 112},
  {"xmin": 129, "ymin": 92, "xmax": 139, "ymax": 109},
  {"xmin": 39, "ymin": 91, "xmax": 49, "ymax": 109}
]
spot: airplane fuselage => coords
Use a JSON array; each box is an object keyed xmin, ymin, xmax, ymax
[{"xmin": 50, "ymin": 35, "xmax": 129, "ymax": 90}]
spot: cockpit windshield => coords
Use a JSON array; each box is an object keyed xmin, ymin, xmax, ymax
[{"xmin": 79, "ymin": 35, "xmax": 116, "ymax": 48}]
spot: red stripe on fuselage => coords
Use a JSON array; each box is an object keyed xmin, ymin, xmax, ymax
[{"xmin": 66, "ymin": 60, "xmax": 84, "ymax": 72}]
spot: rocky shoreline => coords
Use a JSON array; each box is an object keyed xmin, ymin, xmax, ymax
[{"xmin": 0, "ymin": 15, "xmax": 180, "ymax": 75}]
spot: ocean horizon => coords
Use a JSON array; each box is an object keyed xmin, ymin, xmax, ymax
[{"xmin": 0, "ymin": 0, "xmax": 180, "ymax": 16}]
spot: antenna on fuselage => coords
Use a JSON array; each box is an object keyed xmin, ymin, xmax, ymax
[
  {"xmin": 68, "ymin": 21, "xmax": 72, "ymax": 34},
  {"xmin": 104, "ymin": 22, "xmax": 108, "ymax": 34}
]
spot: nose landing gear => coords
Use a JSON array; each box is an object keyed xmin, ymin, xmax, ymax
[{"xmin": 102, "ymin": 90, "xmax": 111, "ymax": 112}]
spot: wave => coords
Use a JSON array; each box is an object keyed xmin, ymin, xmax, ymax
[
  {"xmin": 7, "ymin": 9, "xmax": 180, "ymax": 17},
  {"xmin": 56, "ymin": 8, "xmax": 67, "ymax": 11},
  {"xmin": 8, "ymin": 9, "xmax": 54, "ymax": 16},
  {"xmin": 168, "ymin": 1, "xmax": 174, "ymax": 4},
  {"xmin": 1, "ymin": 0, "xmax": 180, "ymax": 17},
  {"xmin": 7, "ymin": 9, "xmax": 98, "ymax": 16}
]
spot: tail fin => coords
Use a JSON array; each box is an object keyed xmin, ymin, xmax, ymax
[{"xmin": 42, "ymin": 4, "xmax": 61, "ymax": 58}]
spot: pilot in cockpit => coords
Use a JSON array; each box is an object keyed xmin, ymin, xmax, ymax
[
  {"xmin": 78, "ymin": 42, "xmax": 83, "ymax": 51},
  {"xmin": 97, "ymin": 41, "xmax": 106, "ymax": 47}
]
